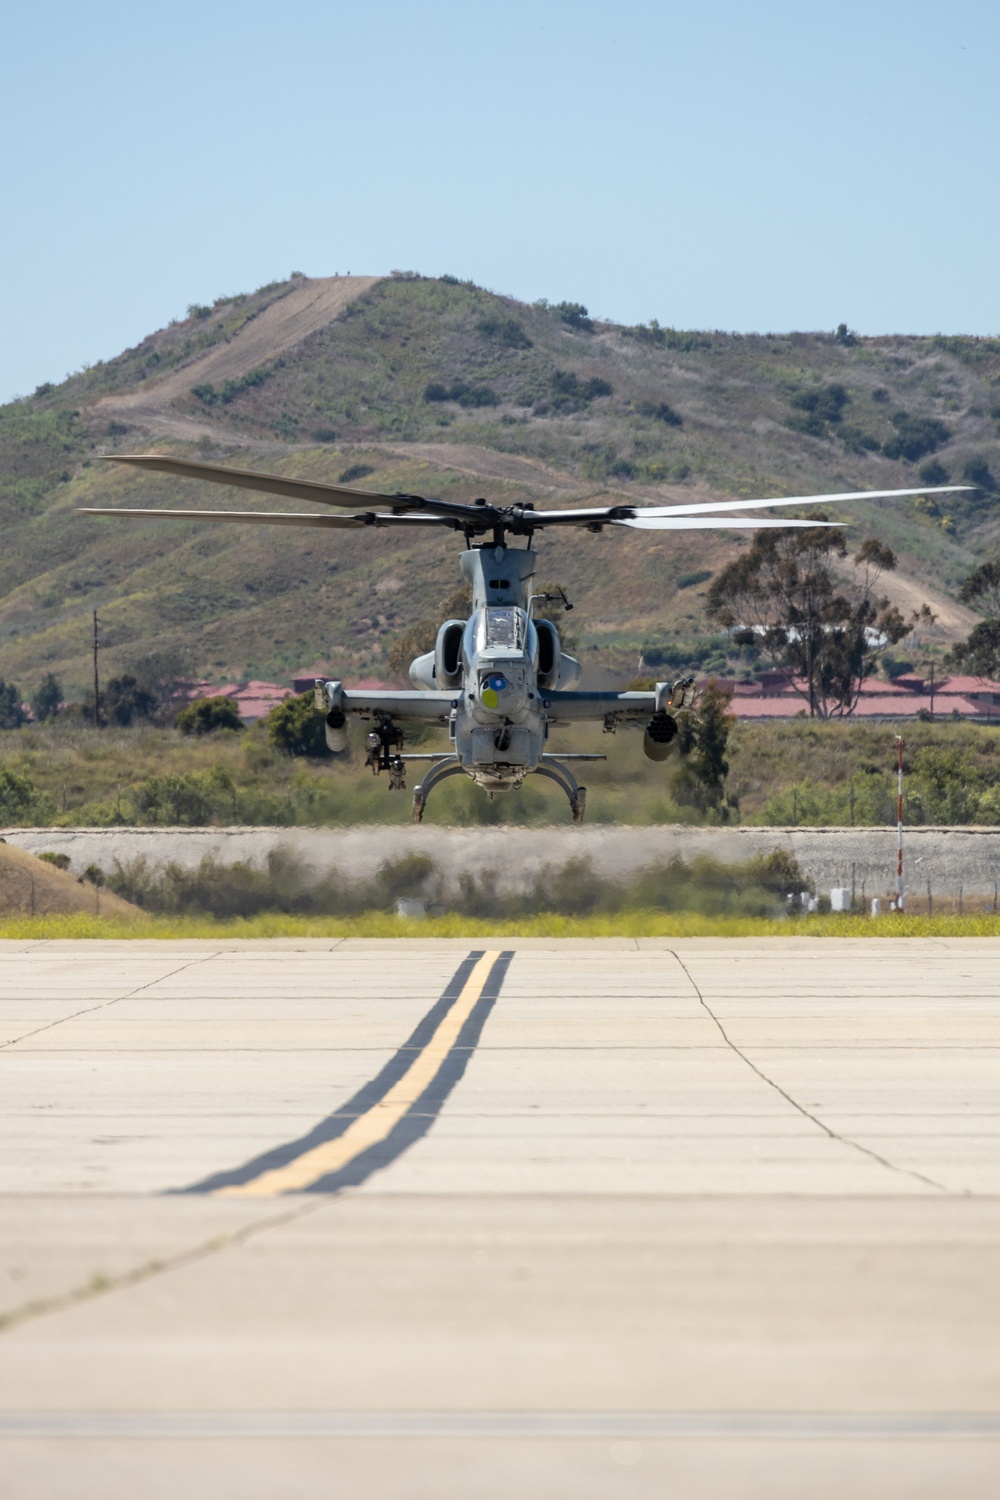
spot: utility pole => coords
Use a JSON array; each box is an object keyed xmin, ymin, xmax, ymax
[{"xmin": 92, "ymin": 609, "xmax": 102, "ymax": 728}]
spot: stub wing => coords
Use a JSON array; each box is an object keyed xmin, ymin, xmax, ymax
[
  {"xmin": 544, "ymin": 682, "xmax": 691, "ymax": 722},
  {"xmin": 340, "ymin": 688, "xmax": 455, "ymax": 723}
]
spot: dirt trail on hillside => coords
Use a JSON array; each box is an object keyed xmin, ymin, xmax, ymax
[
  {"xmin": 99, "ymin": 275, "xmax": 381, "ymax": 435},
  {"xmin": 829, "ymin": 556, "xmax": 977, "ymax": 643}
]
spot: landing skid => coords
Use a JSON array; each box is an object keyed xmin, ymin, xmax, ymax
[
  {"xmin": 412, "ymin": 756, "xmax": 466, "ymax": 823},
  {"xmin": 411, "ymin": 754, "xmax": 589, "ymax": 824},
  {"xmin": 532, "ymin": 758, "xmax": 588, "ymax": 823}
]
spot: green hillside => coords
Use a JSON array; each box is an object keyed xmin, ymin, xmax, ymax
[{"xmin": 2, "ymin": 270, "xmax": 999, "ymax": 702}]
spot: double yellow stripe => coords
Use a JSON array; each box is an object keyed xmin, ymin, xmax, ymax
[{"xmin": 218, "ymin": 951, "xmax": 501, "ymax": 1198}]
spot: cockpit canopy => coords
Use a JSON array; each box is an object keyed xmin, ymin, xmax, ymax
[
  {"xmin": 469, "ymin": 605, "xmax": 530, "ymax": 655},
  {"xmin": 480, "ymin": 606, "xmax": 524, "ymax": 651},
  {"xmin": 463, "ymin": 606, "xmax": 537, "ymax": 677}
]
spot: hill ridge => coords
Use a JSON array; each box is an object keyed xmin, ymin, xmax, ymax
[{"xmin": 0, "ymin": 270, "xmax": 997, "ymax": 696}]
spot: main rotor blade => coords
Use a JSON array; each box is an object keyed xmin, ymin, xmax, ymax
[
  {"xmin": 78, "ymin": 507, "xmax": 455, "ymax": 529},
  {"xmin": 520, "ymin": 506, "xmax": 636, "ymax": 527},
  {"xmin": 513, "ymin": 484, "xmax": 946, "ymax": 529},
  {"xmin": 102, "ymin": 454, "xmax": 488, "ymax": 524},
  {"xmin": 615, "ymin": 516, "xmax": 845, "ymax": 530},
  {"xmin": 632, "ymin": 485, "xmax": 974, "ymax": 518}
]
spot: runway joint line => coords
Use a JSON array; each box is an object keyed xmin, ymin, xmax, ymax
[{"xmin": 669, "ymin": 949, "xmax": 950, "ymax": 1194}]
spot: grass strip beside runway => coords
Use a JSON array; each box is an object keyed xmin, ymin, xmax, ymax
[{"xmin": 2, "ymin": 911, "xmax": 1000, "ymax": 939}]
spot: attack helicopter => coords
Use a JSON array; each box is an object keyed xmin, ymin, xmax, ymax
[{"xmin": 82, "ymin": 458, "xmax": 968, "ymax": 821}]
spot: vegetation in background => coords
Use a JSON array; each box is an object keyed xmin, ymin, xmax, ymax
[
  {"xmin": 267, "ymin": 691, "xmax": 329, "ymax": 757},
  {"xmin": 706, "ymin": 529, "xmax": 912, "ymax": 717},
  {"xmin": 3, "ymin": 712, "xmax": 1000, "ymax": 830},
  {"xmin": 0, "ymin": 680, "xmax": 26, "ymax": 730},
  {"xmin": 101, "ymin": 847, "xmax": 808, "ymax": 922},
  {"xmin": 31, "ymin": 673, "xmax": 62, "ymax": 723},
  {"xmin": 176, "ymin": 696, "xmax": 244, "ymax": 735},
  {"xmin": 104, "ymin": 674, "xmax": 157, "ymax": 727},
  {"xmin": 950, "ymin": 556, "xmax": 1000, "ymax": 679},
  {"xmin": 674, "ymin": 680, "xmax": 736, "ymax": 817}
]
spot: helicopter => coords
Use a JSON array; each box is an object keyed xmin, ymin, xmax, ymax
[{"xmin": 82, "ymin": 458, "xmax": 969, "ymax": 822}]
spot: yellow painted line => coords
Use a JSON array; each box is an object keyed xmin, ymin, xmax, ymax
[{"xmin": 217, "ymin": 951, "xmax": 501, "ymax": 1198}]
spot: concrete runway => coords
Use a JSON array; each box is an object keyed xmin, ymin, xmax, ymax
[{"xmin": 1, "ymin": 937, "xmax": 999, "ymax": 1498}]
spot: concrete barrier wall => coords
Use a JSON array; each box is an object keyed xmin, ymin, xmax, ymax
[{"xmin": 3, "ymin": 825, "xmax": 999, "ymax": 899}]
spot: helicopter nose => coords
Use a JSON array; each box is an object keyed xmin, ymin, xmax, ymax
[{"xmin": 480, "ymin": 673, "xmax": 508, "ymax": 709}]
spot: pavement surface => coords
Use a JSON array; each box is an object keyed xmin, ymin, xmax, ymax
[{"xmin": 1, "ymin": 936, "xmax": 999, "ymax": 1498}]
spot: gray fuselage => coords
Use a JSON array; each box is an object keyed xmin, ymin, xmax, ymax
[{"xmin": 408, "ymin": 544, "xmax": 580, "ymax": 791}]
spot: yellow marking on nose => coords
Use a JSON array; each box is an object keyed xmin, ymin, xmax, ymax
[{"xmin": 217, "ymin": 951, "xmax": 502, "ymax": 1198}]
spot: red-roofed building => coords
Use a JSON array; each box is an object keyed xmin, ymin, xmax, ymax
[
  {"xmin": 709, "ymin": 672, "xmax": 1000, "ymax": 721},
  {"xmin": 292, "ymin": 671, "xmax": 393, "ymax": 693},
  {"xmin": 180, "ymin": 678, "xmax": 292, "ymax": 722}
]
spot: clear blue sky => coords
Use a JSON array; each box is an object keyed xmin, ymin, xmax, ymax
[{"xmin": 2, "ymin": 0, "xmax": 997, "ymax": 402}]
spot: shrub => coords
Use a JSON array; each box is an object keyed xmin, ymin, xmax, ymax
[
  {"xmin": 637, "ymin": 400, "xmax": 682, "ymax": 426},
  {"xmin": 476, "ymin": 316, "xmax": 532, "ymax": 349},
  {"xmin": 787, "ymin": 383, "xmax": 850, "ymax": 436},
  {"xmin": 191, "ymin": 367, "xmax": 271, "ymax": 406},
  {"xmin": 105, "ymin": 674, "xmax": 157, "ymax": 727},
  {"xmin": 841, "ymin": 427, "xmax": 880, "ymax": 454},
  {"xmin": 919, "ymin": 458, "xmax": 949, "ymax": 486},
  {"xmin": 962, "ymin": 456, "xmax": 997, "ymax": 492},
  {"xmin": 176, "ymin": 697, "xmax": 244, "ymax": 735},
  {"xmin": 553, "ymin": 302, "xmax": 593, "ymax": 331},
  {"xmin": 0, "ymin": 767, "xmax": 45, "ymax": 821},
  {"xmin": 31, "ymin": 673, "xmax": 62, "ymax": 723},
  {"xmin": 423, "ymin": 381, "xmax": 499, "ymax": 408},
  {"xmin": 579, "ymin": 443, "xmax": 632, "ymax": 480},
  {"xmin": 622, "ymin": 321, "xmax": 710, "ymax": 352},
  {"xmin": 881, "ymin": 413, "xmax": 950, "ymax": 462},
  {"xmin": 37, "ymin": 851, "xmax": 71, "ymax": 870},
  {"xmin": 129, "ymin": 766, "xmax": 238, "ymax": 825},
  {"xmin": 313, "ymin": 428, "xmax": 337, "ymax": 443},
  {"xmin": 272, "ymin": 413, "xmax": 299, "ymax": 439},
  {"xmin": 549, "ymin": 370, "xmax": 613, "ymax": 411},
  {"xmin": 0, "ymin": 679, "xmax": 26, "ymax": 730},
  {"xmin": 267, "ymin": 692, "xmax": 329, "ymax": 757}
]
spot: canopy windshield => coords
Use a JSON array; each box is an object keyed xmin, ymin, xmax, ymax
[{"xmin": 476, "ymin": 606, "xmax": 526, "ymax": 652}]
